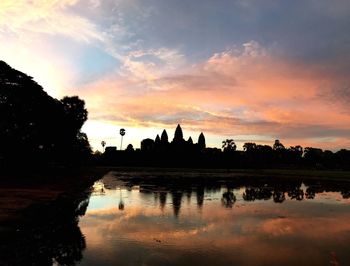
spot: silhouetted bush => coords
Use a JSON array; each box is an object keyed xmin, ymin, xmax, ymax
[{"xmin": 0, "ymin": 61, "xmax": 91, "ymax": 167}]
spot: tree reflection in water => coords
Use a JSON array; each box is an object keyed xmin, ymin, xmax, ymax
[
  {"xmin": 273, "ymin": 190, "xmax": 286, "ymax": 203},
  {"xmin": 116, "ymin": 176, "xmax": 350, "ymax": 218},
  {"xmin": 0, "ymin": 193, "xmax": 90, "ymax": 266},
  {"xmin": 2, "ymin": 176, "xmax": 350, "ymax": 266},
  {"xmin": 221, "ymin": 190, "xmax": 236, "ymax": 208}
]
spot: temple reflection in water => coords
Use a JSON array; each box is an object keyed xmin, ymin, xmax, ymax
[
  {"xmin": 77, "ymin": 174, "xmax": 350, "ymax": 266},
  {"xmin": 2, "ymin": 173, "xmax": 350, "ymax": 266}
]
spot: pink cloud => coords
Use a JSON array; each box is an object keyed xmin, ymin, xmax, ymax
[{"xmin": 62, "ymin": 41, "xmax": 350, "ymax": 149}]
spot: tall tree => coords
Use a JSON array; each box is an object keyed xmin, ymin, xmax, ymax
[
  {"xmin": 61, "ymin": 96, "xmax": 88, "ymax": 133},
  {"xmin": 0, "ymin": 60, "xmax": 91, "ymax": 164}
]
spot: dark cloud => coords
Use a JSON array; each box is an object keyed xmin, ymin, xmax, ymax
[{"xmin": 102, "ymin": 0, "xmax": 350, "ymax": 67}]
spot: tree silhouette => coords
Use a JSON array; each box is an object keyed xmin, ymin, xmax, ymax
[
  {"xmin": 61, "ymin": 96, "xmax": 88, "ymax": 133},
  {"xmin": 95, "ymin": 122, "xmax": 350, "ymax": 169},
  {"xmin": 304, "ymin": 147, "xmax": 323, "ymax": 167},
  {"xmin": 126, "ymin": 144, "xmax": 134, "ymax": 151},
  {"xmin": 222, "ymin": 139, "xmax": 237, "ymax": 152},
  {"xmin": 289, "ymin": 145, "xmax": 303, "ymax": 156},
  {"xmin": 243, "ymin": 142, "xmax": 257, "ymax": 152},
  {"xmin": 273, "ymin": 139, "xmax": 285, "ymax": 150},
  {"xmin": 0, "ymin": 60, "xmax": 91, "ymax": 165},
  {"xmin": 101, "ymin": 141, "xmax": 106, "ymax": 151},
  {"xmin": 119, "ymin": 128, "xmax": 126, "ymax": 150}
]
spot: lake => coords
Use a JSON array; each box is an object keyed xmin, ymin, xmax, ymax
[
  {"xmin": 1, "ymin": 171, "xmax": 350, "ymax": 266},
  {"xmin": 76, "ymin": 172, "xmax": 350, "ymax": 266}
]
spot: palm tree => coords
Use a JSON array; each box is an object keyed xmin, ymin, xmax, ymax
[
  {"xmin": 101, "ymin": 141, "xmax": 106, "ymax": 152},
  {"xmin": 119, "ymin": 128, "xmax": 126, "ymax": 150}
]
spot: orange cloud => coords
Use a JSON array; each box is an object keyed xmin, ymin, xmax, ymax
[
  {"xmin": 79, "ymin": 196, "xmax": 350, "ymax": 265},
  {"xmin": 0, "ymin": 0, "xmax": 102, "ymax": 42},
  {"xmin": 79, "ymin": 42, "xmax": 350, "ymax": 150}
]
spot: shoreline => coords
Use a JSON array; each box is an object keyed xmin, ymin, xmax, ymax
[
  {"xmin": 104, "ymin": 166, "xmax": 350, "ymax": 181},
  {"xmin": 1, "ymin": 166, "xmax": 350, "ymax": 227},
  {"xmin": 0, "ymin": 167, "xmax": 108, "ymax": 228}
]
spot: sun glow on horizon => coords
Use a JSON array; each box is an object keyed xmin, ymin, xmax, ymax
[{"xmin": 1, "ymin": 0, "xmax": 350, "ymax": 151}]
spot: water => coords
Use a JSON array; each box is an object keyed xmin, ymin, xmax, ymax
[{"xmin": 76, "ymin": 172, "xmax": 350, "ymax": 266}]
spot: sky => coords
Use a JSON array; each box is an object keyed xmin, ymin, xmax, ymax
[{"xmin": 1, "ymin": 0, "xmax": 350, "ymax": 151}]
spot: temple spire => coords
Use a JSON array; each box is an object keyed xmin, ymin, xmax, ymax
[{"xmin": 198, "ymin": 132, "xmax": 206, "ymax": 150}]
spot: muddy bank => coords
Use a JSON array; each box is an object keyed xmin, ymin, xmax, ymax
[
  {"xmin": 1, "ymin": 166, "xmax": 349, "ymax": 227},
  {"xmin": 0, "ymin": 167, "xmax": 108, "ymax": 266},
  {"xmin": 1, "ymin": 166, "xmax": 349, "ymax": 226},
  {"xmin": 0, "ymin": 167, "xmax": 108, "ymax": 227}
]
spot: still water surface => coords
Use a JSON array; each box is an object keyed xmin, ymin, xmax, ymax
[{"xmin": 77, "ymin": 172, "xmax": 350, "ymax": 266}]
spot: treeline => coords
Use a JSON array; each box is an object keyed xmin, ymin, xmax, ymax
[
  {"xmin": 237, "ymin": 140, "xmax": 350, "ymax": 170},
  {"xmin": 1, "ymin": 60, "xmax": 349, "ymax": 170},
  {"xmin": 0, "ymin": 61, "xmax": 91, "ymax": 168},
  {"xmin": 97, "ymin": 125, "xmax": 350, "ymax": 169},
  {"xmin": 98, "ymin": 139, "xmax": 350, "ymax": 170}
]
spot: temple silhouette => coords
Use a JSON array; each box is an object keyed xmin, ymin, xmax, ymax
[
  {"xmin": 141, "ymin": 124, "xmax": 207, "ymax": 153},
  {"xmin": 99, "ymin": 123, "xmax": 350, "ymax": 169},
  {"xmin": 1, "ymin": 60, "xmax": 350, "ymax": 170},
  {"xmin": 102, "ymin": 124, "xmax": 220, "ymax": 167}
]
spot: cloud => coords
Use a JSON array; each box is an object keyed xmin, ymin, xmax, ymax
[
  {"xmin": 80, "ymin": 191, "xmax": 350, "ymax": 266},
  {"xmin": 119, "ymin": 47, "xmax": 186, "ymax": 87},
  {"xmin": 0, "ymin": 0, "xmax": 103, "ymax": 42},
  {"xmin": 2, "ymin": 0, "xmax": 350, "ymax": 150},
  {"xmin": 79, "ymin": 40, "xmax": 350, "ymax": 150},
  {"xmin": 0, "ymin": 0, "xmax": 114, "ymax": 97}
]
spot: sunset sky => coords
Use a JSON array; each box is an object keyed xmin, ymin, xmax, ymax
[{"xmin": 1, "ymin": 0, "xmax": 350, "ymax": 151}]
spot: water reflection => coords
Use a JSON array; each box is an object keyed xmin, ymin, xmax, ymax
[
  {"xmin": 0, "ymin": 193, "xmax": 90, "ymax": 266},
  {"xmin": 104, "ymin": 176, "xmax": 350, "ymax": 215},
  {"xmin": 2, "ymin": 173, "xmax": 350, "ymax": 266},
  {"xmin": 221, "ymin": 190, "xmax": 236, "ymax": 208},
  {"xmin": 77, "ymin": 173, "xmax": 350, "ymax": 266}
]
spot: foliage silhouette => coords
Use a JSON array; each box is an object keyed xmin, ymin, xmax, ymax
[
  {"xmin": 1, "ymin": 61, "xmax": 349, "ymax": 170},
  {"xmin": 222, "ymin": 139, "xmax": 237, "ymax": 152},
  {"xmin": 273, "ymin": 139, "xmax": 285, "ymax": 150},
  {"xmin": 99, "ymin": 124, "xmax": 350, "ymax": 170},
  {"xmin": 0, "ymin": 61, "xmax": 91, "ymax": 166}
]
